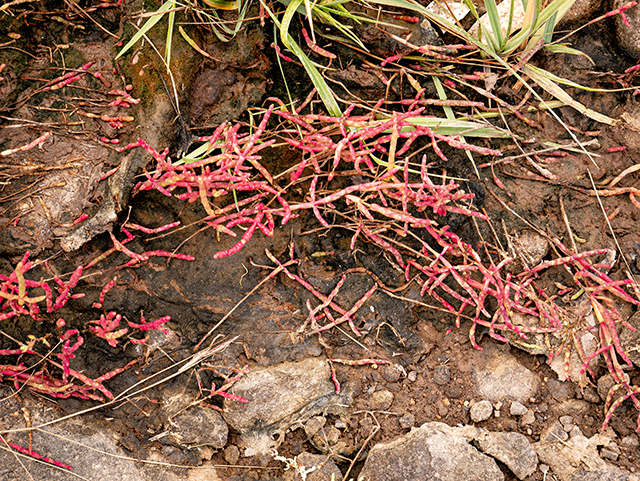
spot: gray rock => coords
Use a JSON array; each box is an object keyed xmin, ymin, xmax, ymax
[
  {"xmin": 471, "ymin": 342, "xmax": 540, "ymax": 403},
  {"xmin": 557, "ymin": 399, "xmax": 590, "ymax": 416},
  {"xmin": 510, "ymin": 401, "xmax": 528, "ymax": 416},
  {"xmin": 170, "ymin": 405, "xmax": 228, "ymax": 448},
  {"xmin": 559, "ymin": 415, "xmax": 573, "ymax": 427},
  {"xmin": 597, "ymin": 374, "xmax": 618, "ymax": 402},
  {"xmin": 470, "ymin": 400, "xmax": 494, "ymax": 422},
  {"xmin": 304, "ymin": 417, "xmax": 327, "ymax": 438},
  {"xmin": 534, "ymin": 422, "xmax": 637, "ymax": 481},
  {"xmin": 548, "ymin": 379, "xmax": 574, "ymax": 402},
  {"xmin": 222, "ymin": 358, "xmax": 350, "ymax": 456},
  {"xmin": 615, "ymin": 0, "xmax": 640, "ymax": 59},
  {"xmin": 282, "ymin": 452, "xmax": 343, "ymax": 481},
  {"xmin": 358, "ymin": 422, "xmax": 504, "ymax": 481},
  {"xmin": 475, "ymin": 431, "xmax": 538, "ymax": 480}
]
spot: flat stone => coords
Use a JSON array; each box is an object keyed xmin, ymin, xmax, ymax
[
  {"xmin": 559, "ymin": 415, "xmax": 573, "ymax": 427},
  {"xmin": 540, "ymin": 421, "xmax": 569, "ymax": 443},
  {"xmin": 471, "ymin": 342, "xmax": 540, "ymax": 403},
  {"xmin": 510, "ymin": 401, "xmax": 528, "ymax": 416},
  {"xmin": 222, "ymin": 357, "xmax": 349, "ymax": 455},
  {"xmin": 470, "ymin": 400, "xmax": 493, "ymax": 422},
  {"xmin": 583, "ymin": 386, "xmax": 600, "ymax": 404},
  {"xmin": 304, "ymin": 417, "xmax": 327, "ymax": 438},
  {"xmin": 358, "ymin": 422, "xmax": 504, "ymax": 481},
  {"xmin": 475, "ymin": 431, "xmax": 538, "ymax": 480},
  {"xmin": 170, "ymin": 405, "xmax": 228, "ymax": 448}
]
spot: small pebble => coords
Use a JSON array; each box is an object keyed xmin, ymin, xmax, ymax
[
  {"xmin": 470, "ymin": 400, "xmax": 493, "ymax": 422},
  {"xmin": 521, "ymin": 410, "xmax": 535, "ymax": 426},
  {"xmin": 510, "ymin": 401, "xmax": 528, "ymax": 416},
  {"xmin": 224, "ymin": 445, "xmax": 240, "ymax": 465},
  {"xmin": 371, "ymin": 389, "xmax": 394, "ymax": 410},
  {"xmin": 381, "ymin": 364, "xmax": 402, "ymax": 383},
  {"xmin": 399, "ymin": 413, "xmax": 415, "ymax": 429},
  {"xmin": 622, "ymin": 435, "xmax": 640, "ymax": 447},
  {"xmin": 559, "ymin": 415, "xmax": 573, "ymax": 426},
  {"xmin": 607, "ymin": 441, "xmax": 621, "ymax": 454},
  {"xmin": 600, "ymin": 448, "xmax": 619, "ymax": 462},
  {"xmin": 408, "ymin": 371, "xmax": 418, "ymax": 382},
  {"xmin": 583, "ymin": 386, "xmax": 600, "ymax": 404},
  {"xmin": 304, "ymin": 417, "xmax": 326, "ymax": 438},
  {"xmin": 433, "ymin": 366, "xmax": 451, "ymax": 385},
  {"xmin": 568, "ymin": 425, "xmax": 583, "ymax": 439}
]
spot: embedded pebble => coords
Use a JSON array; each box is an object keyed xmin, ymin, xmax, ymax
[
  {"xmin": 622, "ymin": 434, "xmax": 640, "ymax": 447},
  {"xmin": 600, "ymin": 448, "xmax": 619, "ymax": 462},
  {"xmin": 371, "ymin": 389, "xmax": 394, "ymax": 410},
  {"xmin": 399, "ymin": 413, "xmax": 415, "ymax": 429},
  {"xmin": 559, "ymin": 415, "xmax": 573, "ymax": 426},
  {"xmin": 540, "ymin": 421, "xmax": 568, "ymax": 443},
  {"xmin": 408, "ymin": 371, "xmax": 418, "ymax": 382},
  {"xmin": 433, "ymin": 366, "xmax": 451, "ymax": 385},
  {"xmin": 305, "ymin": 417, "xmax": 326, "ymax": 438},
  {"xmin": 282, "ymin": 452, "xmax": 342, "ymax": 481},
  {"xmin": 510, "ymin": 401, "xmax": 527, "ymax": 416},
  {"xmin": 224, "ymin": 445, "xmax": 240, "ymax": 465},
  {"xmin": 381, "ymin": 364, "xmax": 403, "ymax": 383},
  {"xmin": 470, "ymin": 400, "xmax": 493, "ymax": 422}
]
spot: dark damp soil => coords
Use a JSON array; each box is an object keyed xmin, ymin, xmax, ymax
[{"xmin": 1, "ymin": 1, "xmax": 640, "ymax": 480}]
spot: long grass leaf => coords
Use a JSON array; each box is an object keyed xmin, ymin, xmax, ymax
[
  {"xmin": 522, "ymin": 64, "xmax": 618, "ymax": 125},
  {"xmin": 544, "ymin": 44, "xmax": 594, "ymax": 65},
  {"xmin": 484, "ymin": 0, "xmax": 505, "ymax": 47},
  {"xmin": 116, "ymin": 0, "xmax": 175, "ymax": 60},
  {"xmin": 268, "ymin": 0, "xmax": 342, "ymax": 116},
  {"xmin": 525, "ymin": 64, "xmax": 632, "ymax": 93},
  {"xmin": 165, "ymin": 1, "xmax": 176, "ymax": 69}
]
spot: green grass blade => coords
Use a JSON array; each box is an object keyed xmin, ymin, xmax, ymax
[
  {"xmin": 266, "ymin": 0, "xmax": 342, "ymax": 116},
  {"xmin": 544, "ymin": 44, "xmax": 594, "ymax": 65},
  {"xmin": 484, "ymin": 0, "xmax": 504, "ymax": 47},
  {"xmin": 116, "ymin": 0, "xmax": 175, "ymax": 60},
  {"xmin": 165, "ymin": 1, "xmax": 176, "ymax": 69},
  {"xmin": 522, "ymin": 64, "xmax": 618, "ymax": 125}
]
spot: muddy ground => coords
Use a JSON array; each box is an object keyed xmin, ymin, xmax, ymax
[{"xmin": 1, "ymin": 0, "xmax": 640, "ymax": 480}]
